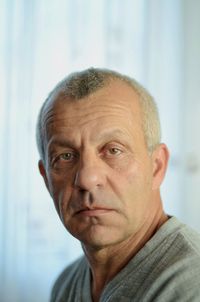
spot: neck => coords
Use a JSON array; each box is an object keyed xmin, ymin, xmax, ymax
[{"xmin": 83, "ymin": 208, "xmax": 168, "ymax": 302}]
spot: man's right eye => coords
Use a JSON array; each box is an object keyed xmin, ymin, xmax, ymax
[
  {"xmin": 50, "ymin": 152, "xmax": 77, "ymax": 166},
  {"xmin": 59, "ymin": 152, "xmax": 75, "ymax": 161}
]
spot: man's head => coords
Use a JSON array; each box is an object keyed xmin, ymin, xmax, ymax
[
  {"xmin": 37, "ymin": 68, "xmax": 169, "ymax": 250},
  {"xmin": 36, "ymin": 68, "xmax": 161, "ymax": 162}
]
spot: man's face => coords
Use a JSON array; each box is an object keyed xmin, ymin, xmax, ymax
[{"xmin": 40, "ymin": 80, "xmax": 162, "ymax": 250}]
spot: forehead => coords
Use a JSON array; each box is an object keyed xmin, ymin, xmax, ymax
[
  {"xmin": 43, "ymin": 80, "xmax": 144, "ymax": 144},
  {"xmin": 45, "ymin": 79, "xmax": 141, "ymax": 118}
]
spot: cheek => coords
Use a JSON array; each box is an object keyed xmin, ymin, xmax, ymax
[
  {"xmin": 115, "ymin": 164, "xmax": 153, "ymax": 228},
  {"xmin": 47, "ymin": 171, "xmax": 73, "ymax": 211},
  {"xmin": 113, "ymin": 158, "xmax": 152, "ymax": 203},
  {"xmin": 111, "ymin": 153, "xmax": 134, "ymax": 173},
  {"xmin": 48, "ymin": 168, "xmax": 73, "ymax": 191},
  {"xmin": 117, "ymin": 158, "xmax": 142, "ymax": 186}
]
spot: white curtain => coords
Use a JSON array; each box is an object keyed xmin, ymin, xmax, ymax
[{"xmin": 1, "ymin": 0, "xmax": 200, "ymax": 301}]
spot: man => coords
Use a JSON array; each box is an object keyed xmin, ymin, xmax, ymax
[{"xmin": 36, "ymin": 68, "xmax": 200, "ymax": 301}]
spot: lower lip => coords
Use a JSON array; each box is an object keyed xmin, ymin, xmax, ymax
[{"xmin": 76, "ymin": 209, "xmax": 113, "ymax": 217}]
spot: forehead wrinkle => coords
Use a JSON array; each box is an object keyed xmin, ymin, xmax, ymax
[
  {"xmin": 43, "ymin": 89, "xmax": 143, "ymax": 144},
  {"xmin": 47, "ymin": 127, "xmax": 134, "ymax": 155},
  {"xmin": 64, "ymin": 102, "xmax": 137, "ymax": 128},
  {"xmin": 42, "ymin": 107, "xmax": 55, "ymax": 149},
  {"xmin": 91, "ymin": 128, "xmax": 133, "ymax": 145},
  {"xmin": 47, "ymin": 136, "xmax": 78, "ymax": 152},
  {"xmin": 44, "ymin": 86, "xmax": 140, "ymax": 126}
]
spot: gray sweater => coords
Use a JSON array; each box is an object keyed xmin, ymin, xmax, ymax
[{"xmin": 50, "ymin": 217, "xmax": 200, "ymax": 301}]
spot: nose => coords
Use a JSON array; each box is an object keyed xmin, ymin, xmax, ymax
[{"xmin": 73, "ymin": 154, "xmax": 106, "ymax": 191}]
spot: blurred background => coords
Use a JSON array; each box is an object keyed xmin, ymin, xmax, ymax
[{"xmin": 0, "ymin": 0, "xmax": 200, "ymax": 301}]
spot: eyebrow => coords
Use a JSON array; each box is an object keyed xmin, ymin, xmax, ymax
[
  {"xmin": 96, "ymin": 129, "xmax": 129, "ymax": 143},
  {"xmin": 47, "ymin": 129, "xmax": 130, "ymax": 151},
  {"xmin": 47, "ymin": 138, "xmax": 76, "ymax": 152}
]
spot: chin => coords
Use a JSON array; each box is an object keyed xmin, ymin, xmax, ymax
[{"xmin": 73, "ymin": 224, "xmax": 127, "ymax": 250}]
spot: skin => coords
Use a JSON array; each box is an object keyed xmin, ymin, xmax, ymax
[{"xmin": 39, "ymin": 79, "xmax": 169, "ymax": 301}]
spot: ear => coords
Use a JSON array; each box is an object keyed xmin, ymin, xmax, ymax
[
  {"xmin": 38, "ymin": 160, "xmax": 50, "ymax": 191},
  {"xmin": 151, "ymin": 144, "xmax": 169, "ymax": 190}
]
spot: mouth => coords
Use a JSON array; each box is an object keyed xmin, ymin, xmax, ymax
[{"xmin": 74, "ymin": 207, "xmax": 114, "ymax": 217}]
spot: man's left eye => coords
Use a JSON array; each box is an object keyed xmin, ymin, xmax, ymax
[{"xmin": 107, "ymin": 147, "xmax": 122, "ymax": 155}]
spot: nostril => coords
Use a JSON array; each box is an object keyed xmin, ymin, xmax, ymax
[
  {"xmin": 76, "ymin": 189, "xmax": 94, "ymax": 205},
  {"xmin": 73, "ymin": 164, "xmax": 106, "ymax": 191},
  {"xmin": 79, "ymin": 188, "xmax": 87, "ymax": 194}
]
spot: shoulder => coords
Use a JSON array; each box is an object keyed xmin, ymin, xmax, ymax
[
  {"xmin": 50, "ymin": 256, "xmax": 87, "ymax": 302},
  {"xmin": 156, "ymin": 217, "xmax": 200, "ymax": 280},
  {"xmin": 147, "ymin": 253, "xmax": 200, "ymax": 301},
  {"xmin": 153, "ymin": 216, "xmax": 200, "ymax": 258},
  {"xmin": 177, "ymin": 220, "xmax": 200, "ymax": 255},
  {"xmin": 145, "ymin": 218, "xmax": 200, "ymax": 301},
  {"xmin": 164, "ymin": 217, "xmax": 200, "ymax": 263}
]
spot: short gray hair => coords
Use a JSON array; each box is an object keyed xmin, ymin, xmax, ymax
[{"xmin": 36, "ymin": 68, "xmax": 161, "ymax": 160}]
